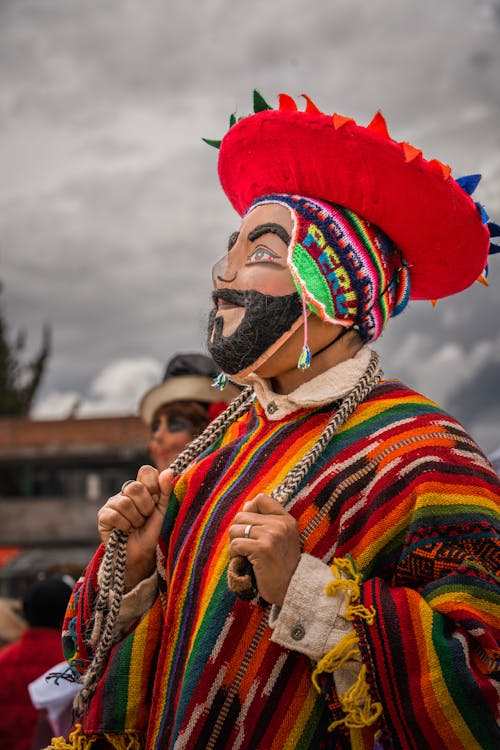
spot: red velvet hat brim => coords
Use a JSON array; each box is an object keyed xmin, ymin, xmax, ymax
[{"xmin": 218, "ymin": 109, "xmax": 490, "ymax": 300}]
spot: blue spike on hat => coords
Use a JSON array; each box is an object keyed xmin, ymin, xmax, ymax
[
  {"xmin": 487, "ymin": 221, "xmax": 500, "ymax": 237},
  {"xmin": 476, "ymin": 202, "xmax": 490, "ymax": 224},
  {"xmin": 486, "ymin": 222, "xmax": 500, "ymax": 256},
  {"xmin": 456, "ymin": 174, "xmax": 482, "ymax": 196}
]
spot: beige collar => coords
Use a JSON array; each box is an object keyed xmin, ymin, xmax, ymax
[{"xmin": 240, "ymin": 346, "xmax": 374, "ymax": 420}]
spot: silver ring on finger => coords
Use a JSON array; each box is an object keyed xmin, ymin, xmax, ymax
[
  {"xmin": 243, "ymin": 523, "xmax": 253, "ymax": 539},
  {"xmin": 121, "ymin": 479, "xmax": 135, "ymax": 494}
]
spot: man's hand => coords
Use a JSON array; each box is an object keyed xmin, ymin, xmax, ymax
[
  {"xmin": 228, "ymin": 495, "xmax": 301, "ymax": 606},
  {"xmin": 98, "ymin": 465, "xmax": 174, "ymax": 590}
]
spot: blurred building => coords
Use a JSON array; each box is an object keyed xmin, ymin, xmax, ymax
[{"xmin": 0, "ymin": 415, "xmax": 148, "ymax": 597}]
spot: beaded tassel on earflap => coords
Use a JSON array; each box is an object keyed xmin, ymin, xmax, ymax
[
  {"xmin": 297, "ymin": 292, "xmax": 311, "ymax": 369},
  {"xmin": 213, "ymin": 371, "xmax": 229, "ymax": 389}
]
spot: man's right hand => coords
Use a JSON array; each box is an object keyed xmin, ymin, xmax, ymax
[{"xmin": 98, "ymin": 465, "xmax": 174, "ymax": 590}]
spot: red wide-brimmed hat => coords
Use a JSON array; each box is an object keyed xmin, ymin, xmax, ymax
[{"xmin": 208, "ymin": 91, "xmax": 499, "ymax": 301}]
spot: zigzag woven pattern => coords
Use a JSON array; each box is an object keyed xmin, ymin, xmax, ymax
[{"xmin": 62, "ymin": 379, "xmax": 500, "ymax": 749}]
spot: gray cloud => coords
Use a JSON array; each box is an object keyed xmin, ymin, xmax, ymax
[{"xmin": 448, "ymin": 359, "xmax": 500, "ymax": 424}]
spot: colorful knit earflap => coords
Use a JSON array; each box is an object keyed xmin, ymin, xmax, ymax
[
  {"xmin": 391, "ymin": 255, "xmax": 411, "ymax": 315},
  {"xmin": 248, "ymin": 194, "xmax": 411, "ymax": 343}
]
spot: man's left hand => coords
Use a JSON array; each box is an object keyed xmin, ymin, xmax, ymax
[{"xmin": 228, "ymin": 494, "xmax": 301, "ymax": 606}]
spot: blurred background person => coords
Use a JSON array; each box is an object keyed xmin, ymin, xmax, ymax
[
  {"xmin": 0, "ymin": 595, "xmax": 27, "ymax": 648},
  {"xmin": 138, "ymin": 352, "xmax": 239, "ymax": 472},
  {"xmin": 29, "ymin": 655, "xmax": 82, "ymax": 749},
  {"xmin": 0, "ymin": 576, "xmax": 73, "ymax": 750}
]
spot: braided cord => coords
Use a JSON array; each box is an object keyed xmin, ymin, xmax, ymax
[
  {"xmin": 75, "ymin": 532, "xmax": 127, "ymax": 714},
  {"xmin": 170, "ymin": 385, "xmax": 254, "ymax": 475},
  {"xmin": 76, "ymin": 385, "xmax": 254, "ymax": 714},
  {"xmin": 227, "ymin": 351, "xmax": 382, "ymax": 597},
  {"xmin": 273, "ymin": 350, "xmax": 381, "ymax": 504}
]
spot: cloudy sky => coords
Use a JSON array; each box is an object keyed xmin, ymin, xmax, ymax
[{"xmin": 1, "ymin": 0, "xmax": 499, "ymax": 455}]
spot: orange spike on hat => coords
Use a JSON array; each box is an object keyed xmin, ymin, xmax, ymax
[
  {"xmin": 477, "ymin": 274, "xmax": 489, "ymax": 287},
  {"xmin": 430, "ymin": 300, "xmax": 439, "ymax": 307},
  {"xmin": 332, "ymin": 113, "xmax": 355, "ymax": 130},
  {"xmin": 278, "ymin": 93, "xmax": 297, "ymax": 111},
  {"xmin": 300, "ymin": 94, "xmax": 321, "ymax": 114},
  {"xmin": 367, "ymin": 111, "xmax": 390, "ymax": 139},
  {"xmin": 401, "ymin": 142, "xmax": 422, "ymax": 163},
  {"xmin": 429, "ymin": 159, "xmax": 452, "ymax": 181}
]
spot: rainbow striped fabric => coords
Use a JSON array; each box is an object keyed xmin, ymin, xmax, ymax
[{"xmin": 61, "ymin": 379, "xmax": 500, "ymax": 749}]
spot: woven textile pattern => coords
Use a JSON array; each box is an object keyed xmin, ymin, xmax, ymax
[{"xmin": 62, "ymin": 380, "xmax": 500, "ymax": 749}]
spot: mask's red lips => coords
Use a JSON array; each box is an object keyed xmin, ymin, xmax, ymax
[
  {"xmin": 217, "ymin": 300, "xmax": 241, "ymax": 311},
  {"xmin": 212, "ymin": 289, "xmax": 245, "ymax": 313}
]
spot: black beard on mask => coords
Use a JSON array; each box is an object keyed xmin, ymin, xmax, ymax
[{"xmin": 207, "ymin": 288, "xmax": 303, "ymax": 375}]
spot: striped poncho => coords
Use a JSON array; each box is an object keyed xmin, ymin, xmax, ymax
[{"xmin": 60, "ymin": 377, "xmax": 500, "ymax": 749}]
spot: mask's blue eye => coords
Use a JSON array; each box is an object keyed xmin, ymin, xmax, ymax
[
  {"xmin": 247, "ymin": 246, "xmax": 280, "ymax": 264},
  {"xmin": 167, "ymin": 417, "xmax": 194, "ymax": 433},
  {"xmin": 151, "ymin": 415, "xmax": 194, "ymax": 434}
]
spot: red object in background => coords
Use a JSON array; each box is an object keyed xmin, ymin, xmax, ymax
[
  {"xmin": 208, "ymin": 401, "xmax": 231, "ymax": 421},
  {"xmin": 0, "ymin": 627, "xmax": 65, "ymax": 750},
  {"xmin": 0, "ymin": 546, "xmax": 21, "ymax": 567}
]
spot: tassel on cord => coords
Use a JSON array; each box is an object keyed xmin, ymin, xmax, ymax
[
  {"xmin": 312, "ymin": 636, "xmax": 383, "ymax": 732},
  {"xmin": 344, "ymin": 602, "xmax": 376, "ymax": 624},
  {"xmin": 328, "ymin": 556, "xmax": 377, "ymax": 624},
  {"xmin": 312, "ymin": 630, "xmax": 361, "ymax": 691},
  {"xmin": 43, "ymin": 724, "xmax": 143, "ymax": 749},
  {"xmin": 212, "ymin": 371, "xmax": 229, "ymax": 390},
  {"xmin": 326, "ymin": 557, "xmax": 376, "ymax": 624},
  {"xmin": 298, "ymin": 345, "xmax": 311, "ymax": 369},
  {"xmin": 297, "ymin": 292, "xmax": 311, "ymax": 369},
  {"xmin": 311, "ymin": 556, "xmax": 381, "ymax": 732},
  {"xmin": 331, "ymin": 665, "xmax": 383, "ymax": 731},
  {"xmin": 326, "ymin": 555, "xmax": 362, "ymax": 594},
  {"xmin": 42, "ymin": 724, "xmax": 96, "ymax": 749}
]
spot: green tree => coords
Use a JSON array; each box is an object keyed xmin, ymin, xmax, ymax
[{"xmin": 0, "ymin": 282, "xmax": 51, "ymax": 415}]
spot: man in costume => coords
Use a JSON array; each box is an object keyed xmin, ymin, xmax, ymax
[{"xmin": 55, "ymin": 92, "xmax": 500, "ymax": 749}]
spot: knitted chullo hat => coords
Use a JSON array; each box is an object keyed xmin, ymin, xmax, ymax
[
  {"xmin": 206, "ymin": 91, "xmax": 499, "ymax": 313},
  {"xmin": 248, "ymin": 193, "xmax": 410, "ymax": 343}
]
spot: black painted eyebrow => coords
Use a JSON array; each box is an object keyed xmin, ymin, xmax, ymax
[{"xmin": 247, "ymin": 223, "xmax": 291, "ymax": 247}]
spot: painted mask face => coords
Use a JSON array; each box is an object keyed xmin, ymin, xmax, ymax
[
  {"xmin": 148, "ymin": 404, "xmax": 208, "ymax": 471},
  {"xmin": 207, "ymin": 203, "xmax": 302, "ymax": 375},
  {"xmin": 148, "ymin": 415, "xmax": 193, "ymax": 472}
]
